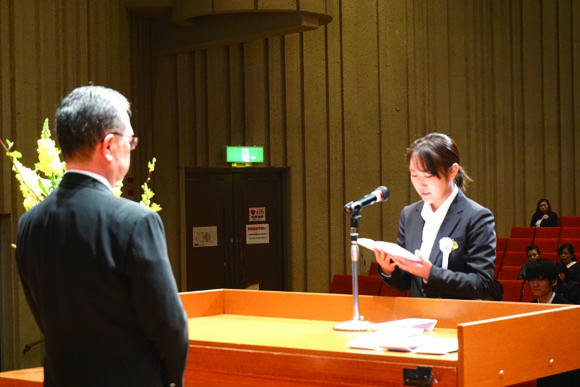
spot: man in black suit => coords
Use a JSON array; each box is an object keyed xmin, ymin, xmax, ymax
[{"xmin": 16, "ymin": 86, "xmax": 189, "ymax": 387}]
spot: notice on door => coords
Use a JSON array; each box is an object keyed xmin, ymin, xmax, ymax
[
  {"xmin": 246, "ymin": 224, "xmax": 269, "ymax": 244},
  {"xmin": 192, "ymin": 226, "xmax": 218, "ymax": 247},
  {"xmin": 249, "ymin": 207, "xmax": 266, "ymax": 222}
]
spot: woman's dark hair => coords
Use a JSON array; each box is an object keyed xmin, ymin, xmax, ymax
[
  {"xmin": 526, "ymin": 258, "xmax": 559, "ymax": 285},
  {"xmin": 405, "ymin": 132, "xmax": 472, "ymax": 192},
  {"xmin": 526, "ymin": 244, "xmax": 541, "ymax": 255},
  {"xmin": 558, "ymin": 243, "xmax": 576, "ymax": 262},
  {"xmin": 535, "ymin": 198, "xmax": 552, "ymax": 214}
]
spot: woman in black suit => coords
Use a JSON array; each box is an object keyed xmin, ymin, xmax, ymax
[
  {"xmin": 529, "ymin": 198, "xmax": 558, "ymax": 227},
  {"xmin": 558, "ymin": 243, "xmax": 580, "ymax": 282},
  {"xmin": 375, "ymin": 133, "xmax": 496, "ymax": 299}
]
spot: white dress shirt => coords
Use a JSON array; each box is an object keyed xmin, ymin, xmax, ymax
[{"xmin": 419, "ymin": 184, "xmax": 459, "ymax": 269}]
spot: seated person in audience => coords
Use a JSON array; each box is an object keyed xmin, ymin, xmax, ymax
[
  {"xmin": 556, "ymin": 262, "xmax": 580, "ymax": 304},
  {"xmin": 525, "ymin": 259, "xmax": 570, "ymax": 304},
  {"xmin": 529, "ymin": 198, "xmax": 558, "ymax": 227},
  {"xmin": 517, "ymin": 244, "xmax": 541, "ymax": 280},
  {"xmin": 558, "ymin": 243, "xmax": 580, "ymax": 282},
  {"xmin": 484, "ymin": 279, "xmax": 503, "ymax": 301}
]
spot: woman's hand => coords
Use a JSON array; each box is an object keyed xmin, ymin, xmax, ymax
[
  {"xmin": 390, "ymin": 250, "xmax": 432, "ymax": 281},
  {"xmin": 374, "ymin": 248, "xmax": 397, "ymax": 275}
]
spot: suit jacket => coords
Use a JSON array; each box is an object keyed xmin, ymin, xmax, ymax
[
  {"xmin": 379, "ymin": 190, "xmax": 496, "ymax": 299},
  {"xmin": 529, "ymin": 210, "xmax": 558, "ymax": 227},
  {"xmin": 16, "ymin": 173, "xmax": 189, "ymax": 387},
  {"xmin": 530, "ymin": 294, "xmax": 571, "ymax": 304}
]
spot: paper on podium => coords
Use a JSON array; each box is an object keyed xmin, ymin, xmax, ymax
[
  {"xmin": 357, "ymin": 238, "xmax": 419, "ymax": 262},
  {"xmin": 346, "ymin": 318, "xmax": 458, "ymax": 354},
  {"xmin": 347, "ymin": 330, "xmax": 458, "ymax": 355},
  {"xmin": 369, "ymin": 318, "xmax": 437, "ymax": 332}
]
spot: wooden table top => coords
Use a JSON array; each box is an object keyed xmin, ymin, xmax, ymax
[{"xmin": 187, "ymin": 314, "xmax": 458, "ymax": 367}]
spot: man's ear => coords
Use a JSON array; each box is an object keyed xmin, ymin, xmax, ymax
[{"xmin": 100, "ymin": 133, "xmax": 115, "ymax": 162}]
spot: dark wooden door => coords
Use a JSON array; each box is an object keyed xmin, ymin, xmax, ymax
[{"xmin": 185, "ymin": 169, "xmax": 286, "ymax": 291}]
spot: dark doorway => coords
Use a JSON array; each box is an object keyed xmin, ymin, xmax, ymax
[{"xmin": 184, "ymin": 168, "xmax": 287, "ymax": 291}]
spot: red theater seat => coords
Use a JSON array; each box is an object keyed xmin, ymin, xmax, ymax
[
  {"xmin": 510, "ymin": 227, "xmax": 535, "ymax": 239},
  {"xmin": 497, "ymin": 265, "xmax": 521, "ymax": 280},
  {"xmin": 533, "ymin": 238, "xmax": 560, "ymax": 256},
  {"xmin": 368, "ymin": 261, "xmax": 379, "ymax": 276},
  {"xmin": 506, "ymin": 238, "xmax": 533, "ymax": 252},
  {"xmin": 379, "ymin": 283, "xmax": 407, "ymax": 297},
  {"xmin": 561, "ymin": 216, "xmax": 580, "ymax": 227},
  {"xmin": 499, "ymin": 280, "xmax": 524, "ymax": 302},
  {"xmin": 330, "ymin": 274, "xmax": 382, "ymax": 296},
  {"xmin": 502, "ymin": 252, "xmax": 529, "ymax": 266},
  {"xmin": 558, "ymin": 238, "xmax": 580, "ymax": 251},
  {"xmin": 521, "ymin": 281, "xmax": 536, "ymax": 303},
  {"xmin": 534, "ymin": 227, "xmax": 560, "ymax": 239},
  {"xmin": 560, "ymin": 227, "xmax": 580, "ymax": 239}
]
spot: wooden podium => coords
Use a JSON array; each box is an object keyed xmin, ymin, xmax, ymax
[
  {"xmin": 180, "ymin": 289, "xmax": 580, "ymax": 387},
  {"xmin": 2, "ymin": 289, "xmax": 579, "ymax": 386}
]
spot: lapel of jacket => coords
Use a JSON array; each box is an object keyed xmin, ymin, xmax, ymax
[
  {"xmin": 408, "ymin": 203, "xmax": 424, "ymax": 253},
  {"xmin": 429, "ymin": 190, "xmax": 466, "ymax": 267}
]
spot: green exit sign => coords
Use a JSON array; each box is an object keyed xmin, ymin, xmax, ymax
[{"xmin": 226, "ymin": 146, "xmax": 264, "ymax": 163}]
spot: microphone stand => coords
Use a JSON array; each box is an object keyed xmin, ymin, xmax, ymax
[{"xmin": 333, "ymin": 210, "xmax": 373, "ymax": 331}]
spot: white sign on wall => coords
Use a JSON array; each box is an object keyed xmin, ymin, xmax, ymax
[
  {"xmin": 246, "ymin": 224, "xmax": 269, "ymax": 244},
  {"xmin": 192, "ymin": 226, "xmax": 218, "ymax": 247},
  {"xmin": 249, "ymin": 207, "xmax": 266, "ymax": 222}
]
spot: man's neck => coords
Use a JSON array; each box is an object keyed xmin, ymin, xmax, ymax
[{"xmin": 538, "ymin": 291, "xmax": 555, "ymax": 304}]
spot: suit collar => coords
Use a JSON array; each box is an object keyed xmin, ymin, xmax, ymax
[
  {"xmin": 59, "ymin": 172, "xmax": 115, "ymax": 195},
  {"xmin": 428, "ymin": 190, "xmax": 466, "ymax": 265}
]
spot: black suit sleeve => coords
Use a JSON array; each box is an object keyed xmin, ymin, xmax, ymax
[
  {"xmin": 546, "ymin": 212, "xmax": 559, "ymax": 227},
  {"xmin": 425, "ymin": 206, "xmax": 496, "ymax": 299},
  {"xmin": 126, "ymin": 212, "xmax": 189, "ymax": 387}
]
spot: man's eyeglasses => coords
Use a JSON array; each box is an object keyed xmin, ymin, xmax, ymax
[{"xmin": 109, "ymin": 132, "xmax": 139, "ymax": 151}]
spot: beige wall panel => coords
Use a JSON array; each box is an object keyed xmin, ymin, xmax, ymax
[
  {"xmin": 267, "ymin": 36, "xmax": 286, "ymax": 166},
  {"xmin": 229, "ymin": 44, "xmax": 246, "ymax": 145},
  {"xmin": 326, "ymin": 0, "xmax": 347, "ymax": 277},
  {"xmin": 490, "ymin": 0, "xmax": 514, "ymax": 237},
  {"xmin": 0, "ymin": 0, "xmax": 12, "ymax": 212},
  {"xmin": 302, "ymin": 27, "xmax": 329, "ymax": 292},
  {"xmin": 558, "ymin": 0, "xmax": 575, "ymax": 216},
  {"xmin": 522, "ymin": 1, "xmax": 544, "ymax": 215},
  {"xmin": 194, "ymin": 51, "xmax": 209, "ymax": 166},
  {"xmin": 259, "ymin": 0, "xmax": 297, "ymax": 10},
  {"xmin": 37, "ymin": 1, "xmax": 61, "ymax": 120},
  {"xmin": 341, "ymin": 0, "xmax": 382, "ymax": 261},
  {"xmin": 573, "ymin": 1, "xmax": 580, "ymax": 214},
  {"xmin": 377, "ymin": 0, "xmax": 412, "ymax": 246},
  {"xmin": 283, "ymin": 32, "xmax": 306, "ymax": 291},
  {"xmin": 214, "ymin": 0, "xmax": 254, "ymax": 12},
  {"xmin": 243, "ymin": 40, "xmax": 269, "ymax": 159},
  {"xmin": 509, "ymin": 0, "xmax": 527, "ymax": 231},
  {"xmin": 151, "ymin": 55, "xmax": 182, "ymax": 279},
  {"xmin": 541, "ymin": 0, "xmax": 561, "ymax": 212},
  {"xmin": 176, "ymin": 55, "xmax": 197, "ymax": 167},
  {"xmin": 427, "ymin": 0, "xmax": 450, "ymax": 134},
  {"xmin": 407, "ymin": 1, "xmax": 428, "ymax": 159},
  {"xmin": 207, "ymin": 46, "xmax": 231, "ymax": 166},
  {"xmin": 299, "ymin": 0, "xmax": 326, "ymax": 15}
]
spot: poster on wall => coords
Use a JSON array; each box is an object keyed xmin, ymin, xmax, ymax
[
  {"xmin": 192, "ymin": 226, "xmax": 218, "ymax": 247},
  {"xmin": 249, "ymin": 207, "xmax": 266, "ymax": 222},
  {"xmin": 246, "ymin": 224, "xmax": 269, "ymax": 244}
]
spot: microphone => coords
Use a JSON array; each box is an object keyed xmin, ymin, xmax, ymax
[{"xmin": 344, "ymin": 186, "xmax": 390, "ymax": 215}]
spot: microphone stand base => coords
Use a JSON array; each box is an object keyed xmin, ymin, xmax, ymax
[{"xmin": 333, "ymin": 319, "xmax": 373, "ymax": 331}]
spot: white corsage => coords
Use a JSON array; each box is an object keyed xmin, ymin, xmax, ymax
[{"xmin": 439, "ymin": 237, "xmax": 458, "ymax": 270}]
